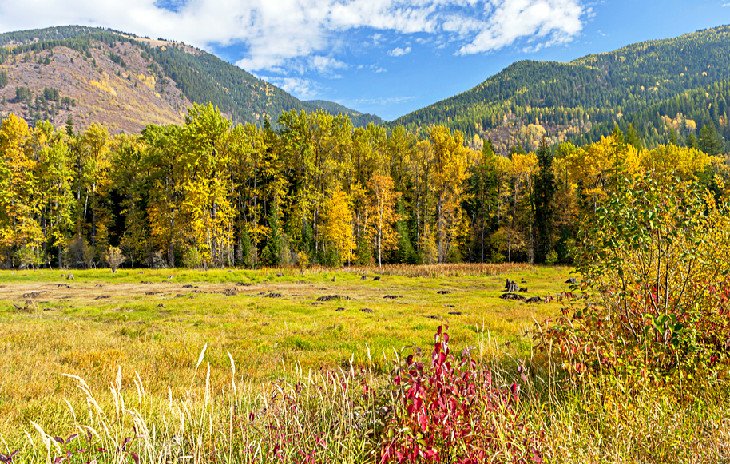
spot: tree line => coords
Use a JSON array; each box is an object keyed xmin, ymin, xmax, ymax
[{"xmin": 0, "ymin": 104, "xmax": 726, "ymax": 269}]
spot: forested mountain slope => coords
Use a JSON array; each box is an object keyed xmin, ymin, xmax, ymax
[
  {"xmin": 0, "ymin": 26, "xmax": 380, "ymax": 132},
  {"xmin": 394, "ymin": 25, "xmax": 730, "ymax": 153}
]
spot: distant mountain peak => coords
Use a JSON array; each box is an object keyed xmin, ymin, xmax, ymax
[
  {"xmin": 394, "ymin": 24, "xmax": 730, "ymax": 152},
  {"xmin": 0, "ymin": 25, "xmax": 381, "ymax": 132}
]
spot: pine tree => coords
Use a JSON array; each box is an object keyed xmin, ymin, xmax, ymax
[
  {"xmin": 262, "ymin": 203, "xmax": 284, "ymax": 266},
  {"xmin": 625, "ymin": 123, "xmax": 644, "ymax": 150},
  {"xmin": 533, "ymin": 138, "xmax": 556, "ymax": 264},
  {"xmin": 698, "ymin": 123, "xmax": 724, "ymax": 155},
  {"xmin": 465, "ymin": 140, "xmax": 499, "ymax": 262}
]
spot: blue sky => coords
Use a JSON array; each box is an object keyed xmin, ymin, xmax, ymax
[{"xmin": 2, "ymin": 0, "xmax": 730, "ymax": 120}]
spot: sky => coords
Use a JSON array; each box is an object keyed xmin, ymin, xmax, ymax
[{"xmin": 1, "ymin": 1, "xmax": 730, "ymax": 120}]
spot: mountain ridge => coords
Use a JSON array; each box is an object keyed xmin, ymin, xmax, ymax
[
  {"xmin": 2, "ymin": 24, "xmax": 730, "ymax": 151},
  {"xmin": 394, "ymin": 24, "xmax": 730, "ymax": 152},
  {"xmin": 0, "ymin": 25, "xmax": 381, "ymax": 132}
]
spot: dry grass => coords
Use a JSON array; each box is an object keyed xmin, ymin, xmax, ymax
[
  {"xmin": 2, "ymin": 265, "xmax": 729, "ymax": 463},
  {"xmin": 344, "ymin": 263, "xmax": 537, "ymax": 277}
]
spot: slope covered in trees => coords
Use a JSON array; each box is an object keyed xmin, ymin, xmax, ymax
[
  {"xmin": 0, "ymin": 106, "xmax": 726, "ymax": 270},
  {"xmin": 0, "ymin": 26, "xmax": 380, "ymax": 132},
  {"xmin": 395, "ymin": 25, "xmax": 730, "ymax": 153}
]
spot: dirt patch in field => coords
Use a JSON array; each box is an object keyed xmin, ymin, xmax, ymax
[{"xmin": 0, "ymin": 281, "xmax": 276, "ymax": 303}]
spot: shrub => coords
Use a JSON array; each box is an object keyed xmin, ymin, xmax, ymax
[
  {"xmin": 537, "ymin": 174, "xmax": 730, "ymax": 380},
  {"xmin": 181, "ymin": 246, "xmax": 202, "ymax": 269},
  {"xmin": 66, "ymin": 235, "xmax": 94, "ymax": 268},
  {"xmin": 381, "ymin": 326, "xmax": 543, "ymax": 463},
  {"xmin": 104, "ymin": 245, "xmax": 125, "ymax": 272}
]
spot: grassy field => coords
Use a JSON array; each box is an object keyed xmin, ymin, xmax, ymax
[
  {"xmin": 0, "ymin": 265, "xmax": 569, "ymax": 449},
  {"xmin": 3, "ymin": 264, "xmax": 728, "ymax": 463}
]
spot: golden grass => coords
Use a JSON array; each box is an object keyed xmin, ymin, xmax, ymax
[
  {"xmin": 2, "ymin": 265, "xmax": 729, "ymax": 463},
  {"xmin": 0, "ymin": 266, "xmax": 568, "ymax": 448}
]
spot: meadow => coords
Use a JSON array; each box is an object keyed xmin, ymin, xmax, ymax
[
  {"xmin": 0, "ymin": 265, "xmax": 561, "ymax": 458},
  {"xmin": 1, "ymin": 264, "xmax": 729, "ymax": 463}
]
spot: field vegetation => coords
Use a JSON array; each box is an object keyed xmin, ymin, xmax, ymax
[
  {"xmin": 2, "ymin": 264, "xmax": 567, "ymax": 461},
  {"xmin": 2, "ymin": 73, "xmax": 730, "ymax": 462},
  {"xmin": 2, "ymin": 246, "xmax": 730, "ymax": 462}
]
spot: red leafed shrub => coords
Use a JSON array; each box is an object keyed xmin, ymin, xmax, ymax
[{"xmin": 380, "ymin": 326, "xmax": 543, "ymax": 464}]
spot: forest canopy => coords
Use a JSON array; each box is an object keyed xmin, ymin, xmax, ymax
[{"xmin": 0, "ymin": 104, "xmax": 727, "ymax": 269}]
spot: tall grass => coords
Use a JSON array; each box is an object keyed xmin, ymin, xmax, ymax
[
  {"xmin": 13, "ymin": 351, "xmax": 384, "ymax": 463},
  {"xmin": 5, "ymin": 328, "xmax": 730, "ymax": 463}
]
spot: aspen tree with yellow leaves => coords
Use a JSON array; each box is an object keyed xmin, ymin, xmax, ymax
[
  {"xmin": 367, "ymin": 174, "xmax": 400, "ymax": 268},
  {"xmin": 321, "ymin": 188, "xmax": 355, "ymax": 266},
  {"xmin": 0, "ymin": 114, "xmax": 43, "ymax": 267}
]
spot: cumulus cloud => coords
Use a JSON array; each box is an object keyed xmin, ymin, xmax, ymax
[
  {"xmin": 0, "ymin": 0, "xmax": 587, "ymax": 71},
  {"xmin": 309, "ymin": 55, "xmax": 348, "ymax": 75},
  {"xmin": 458, "ymin": 0, "xmax": 585, "ymax": 54},
  {"xmin": 263, "ymin": 76, "xmax": 320, "ymax": 100},
  {"xmin": 388, "ymin": 46, "xmax": 412, "ymax": 57}
]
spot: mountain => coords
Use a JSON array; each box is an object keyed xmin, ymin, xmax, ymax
[
  {"xmin": 394, "ymin": 25, "xmax": 730, "ymax": 153},
  {"xmin": 306, "ymin": 100, "xmax": 383, "ymax": 126},
  {"xmin": 0, "ymin": 26, "xmax": 380, "ymax": 133}
]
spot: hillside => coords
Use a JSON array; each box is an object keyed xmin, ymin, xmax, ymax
[
  {"xmin": 0, "ymin": 26, "xmax": 380, "ymax": 132},
  {"xmin": 394, "ymin": 25, "xmax": 730, "ymax": 152}
]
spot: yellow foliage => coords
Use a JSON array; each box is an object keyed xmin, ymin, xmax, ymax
[
  {"xmin": 367, "ymin": 174, "xmax": 401, "ymax": 266},
  {"xmin": 639, "ymin": 145, "xmax": 718, "ymax": 179},
  {"xmin": 322, "ymin": 188, "xmax": 355, "ymax": 265},
  {"xmin": 90, "ymin": 77, "xmax": 118, "ymax": 97},
  {"xmin": 0, "ymin": 114, "xmax": 43, "ymax": 261},
  {"xmin": 510, "ymin": 152, "xmax": 538, "ymax": 177},
  {"xmin": 137, "ymin": 73, "xmax": 157, "ymax": 90}
]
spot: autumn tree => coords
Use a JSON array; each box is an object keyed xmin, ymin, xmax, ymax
[
  {"xmin": 321, "ymin": 188, "xmax": 355, "ymax": 266},
  {"xmin": 428, "ymin": 125, "xmax": 472, "ymax": 263},
  {"xmin": 144, "ymin": 124, "xmax": 184, "ymax": 267},
  {"xmin": 34, "ymin": 121, "xmax": 74, "ymax": 267},
  {"xmin": 367, "ymin": 174, "xmax": 400, "ymax": 267},
  {"xmin": 0, "ymin": 114, "xmax": 43, "ymax": 267},
  {"xmin": 73, "ymin": 123, "xmax": 112, "ymax": 262}
]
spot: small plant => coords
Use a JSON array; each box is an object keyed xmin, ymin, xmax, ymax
[
  {"xmin": 104, "ymin": 245, "xmax": 125, "ymax": 272},
  {"xmin": 181, "ymin": 246, "xmax": 202, "ymax": 269},
  {"xmin": 381, "ymin": 326, "xmax": 543, "ymax": 463}
]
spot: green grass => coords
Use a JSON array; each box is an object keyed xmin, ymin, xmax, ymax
[
  {"xmin": 0, "ymin": 264, "xmax": 570, "ymax": 447},
  {"xmin": 2, "ymin": 265, "xmax": 730, "ymax": 463}
]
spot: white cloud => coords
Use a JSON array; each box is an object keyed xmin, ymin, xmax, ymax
[
  {"xmin": 356, "ymin": 64, "xmax": 387, "ymax": 73},
  {"xmin": 310, "ymin": 55, "xmax": 348, "ymax": 74},
  {"xmin": 388, "ymin": 46, "xmax": 412, "ymax": 56},
  {"xmin": 264, "ymin": 76, "xmax": 320, "ymax": 100},
  {"xmin": 0, "ymin": 0, "xmax": 587, "ymax": 71},
  {"xmin": 348, "ymin": 95, "xmax": 416, "ymax": 106},
  {"xmin": 458, "ymin": 0, "xmax": 585, "ymax": 55}
]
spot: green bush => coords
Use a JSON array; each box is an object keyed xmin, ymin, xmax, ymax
[
  {"xmin": 181, "ymin": 246, "xmax": 202, "ymax": 269},
  {"xmin": 538, "ymin": 173, "xmax": 730, "ymax": 380}
]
